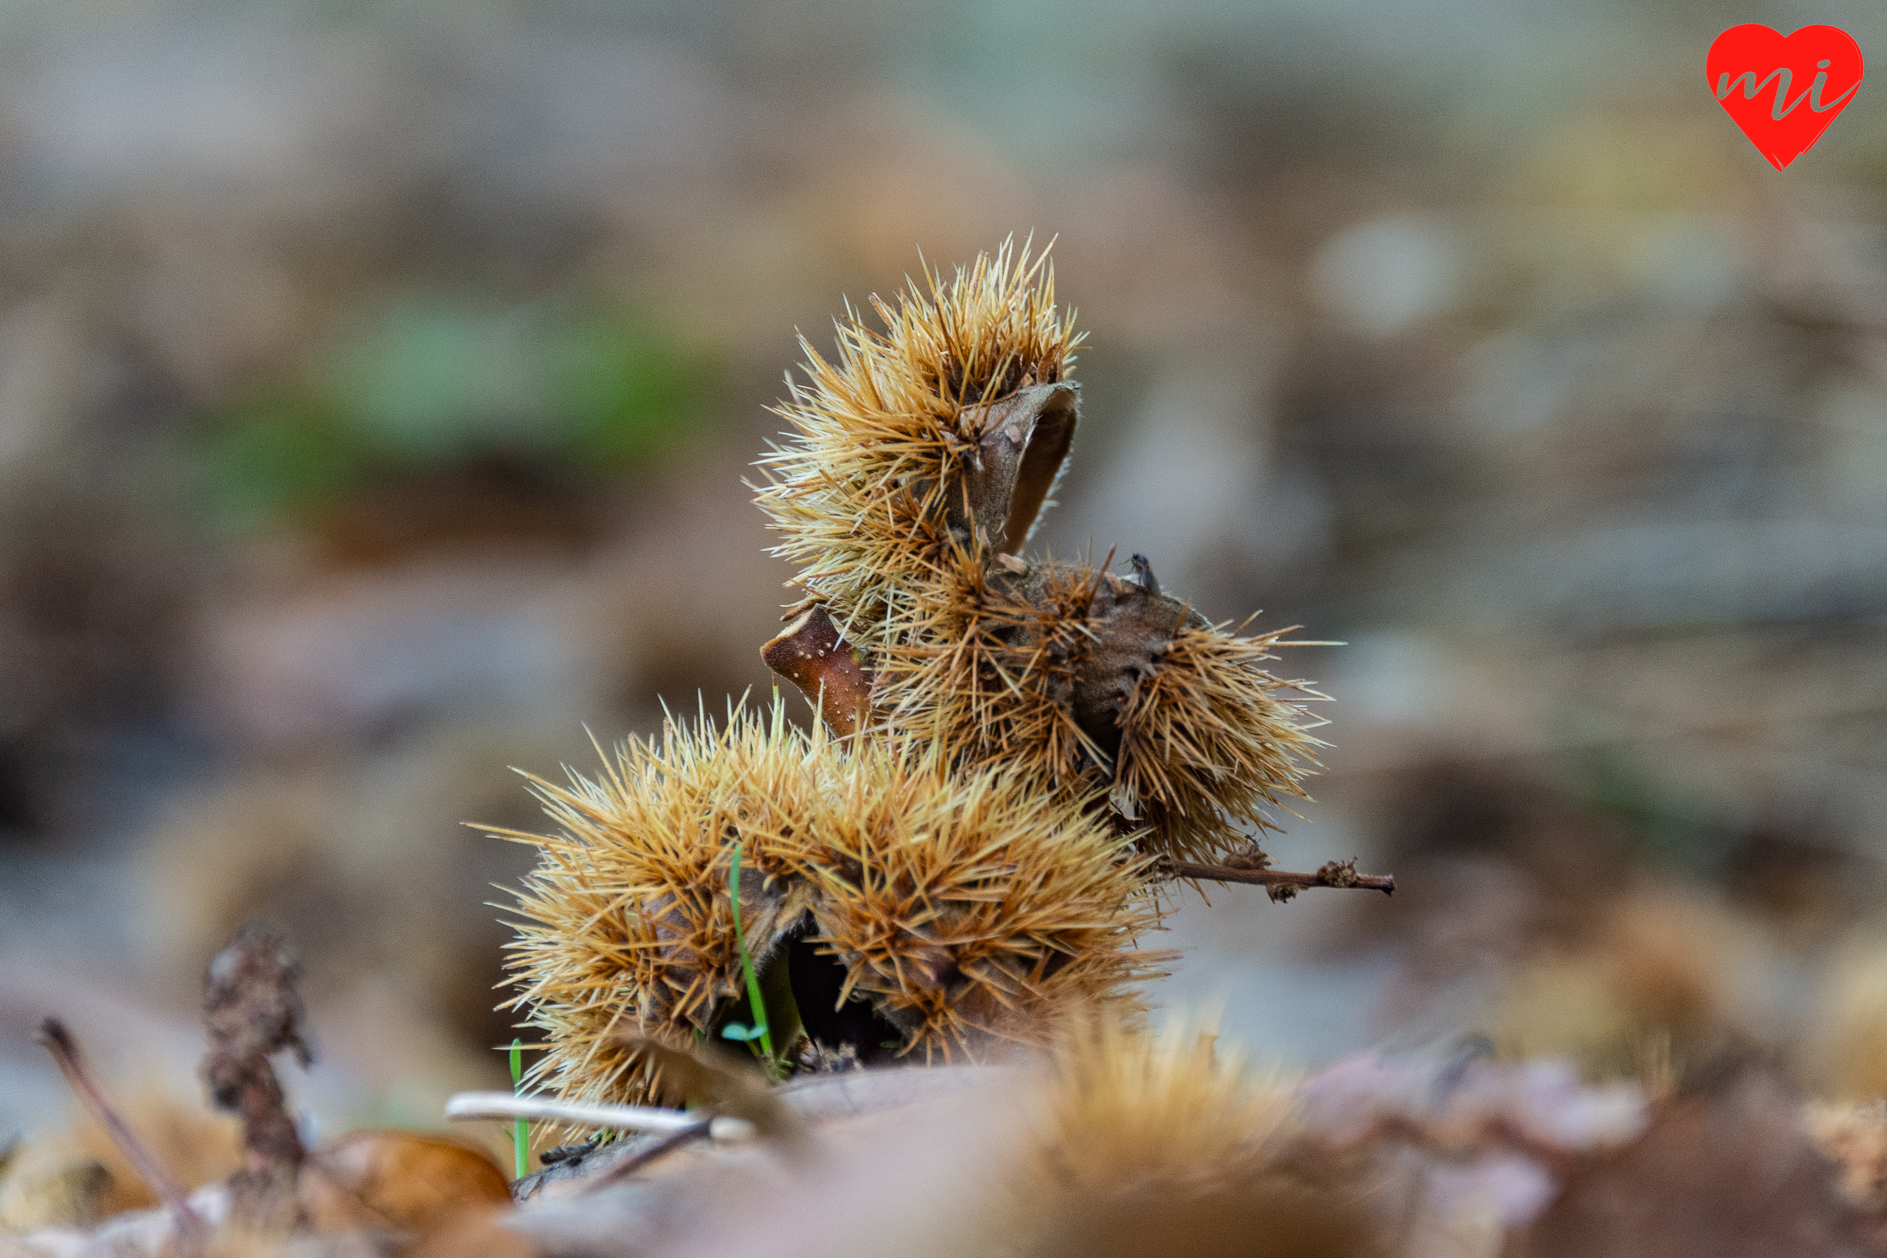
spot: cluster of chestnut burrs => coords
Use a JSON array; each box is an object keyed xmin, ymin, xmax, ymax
[{"xmin": 499, "ymin": 241, "xmax": 1391, "ymax": 1114}]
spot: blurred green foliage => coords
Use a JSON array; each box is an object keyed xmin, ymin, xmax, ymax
[
  {"xmin": 1566, "ymin": 741, "xmax": 1722, "ymax": 875},
  {"xmin": 191, "ymin": 295, "xmax": 718, "ymax": 531}
]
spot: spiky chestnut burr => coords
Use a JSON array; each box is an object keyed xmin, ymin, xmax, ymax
[
  {"xmin": 752, "ymin": 238, "xmax": 1081, "ymax": 644},
  {"xmin": 494, "ymin": 702, "xmax": 822, "ymax": 1113},
  {"xmin": 1029, "ymin": 1019, "xmax": 1296, "ymax": 1195},
  {"xmin": 774, "ymin": 743, "xmax": 1169, "ymax": 1064},
  {"xmin": 495, "ymin": 700, "xmax": 1164, "ymax": 1113},
  {"xmin": 1008, "ymin": 1019, "xmax": 1389, "ymax": 1258},
  {"xmin": 754, "ymin": 244, "xmax": 1327, "ymax": 863},
  {"xmin": 871, "ymin": 549, "xmax": 1328, "ymax": 866}
]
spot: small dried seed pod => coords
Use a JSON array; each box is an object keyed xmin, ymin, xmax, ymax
[{"xmin": 753, "ymin": 238, "xmax": 1081, "ymax": 643}]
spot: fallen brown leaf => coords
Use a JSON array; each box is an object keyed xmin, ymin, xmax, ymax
[{"xmin": 300, "ymin": 1131, "xmax": 511, "ymax": 1234}]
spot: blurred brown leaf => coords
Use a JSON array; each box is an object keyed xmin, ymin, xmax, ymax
[
  {"xmin": 300, "ymin": 1130, "xmax": 511, "ymax": 1234},
  {"xmin": 1510, "ymin": 1069, "xmax": 1878, "ymax": 1258}
]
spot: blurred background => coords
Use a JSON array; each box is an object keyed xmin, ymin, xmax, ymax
[{"xmin": 3, "ymin": 0, "xmax": 1887, "ymax": 1181}]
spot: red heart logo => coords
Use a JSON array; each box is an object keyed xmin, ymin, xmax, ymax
[{"xmin": 1708, "ymin": 25, "xmax": 1863, "ymax": 170}]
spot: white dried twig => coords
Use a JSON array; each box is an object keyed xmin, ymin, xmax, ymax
[{"xmin": 443, "ymin": 1091, "xmax": 756, "ymax": 1142}]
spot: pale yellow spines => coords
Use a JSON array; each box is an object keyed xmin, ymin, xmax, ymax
[
  {"xmin": 1007, "ymin": 1021, "xmax": 1388, "ymax": 1258},
  {"xmin": 872, "ymin": 551, "xmax": 1327, "ymax": 866},
  {"xmin": 498, "ymin": 699, "xmax": 1165, "ymax": 1110},
  {"xmin": 495, "ymin": 701, "xmax": 820, "ymax": 1110},
  {"xmin": 1030, "ymin": 1019, "xmax": 1296, "ymax": 1196},
  {"xmin": 870, "ymin": 552, "xmax": 1109, "ymax": 804},
  {"xmin": 753, "ymin": 238, "xmax": 1079, "ymax": 642},
  {"xmin": 781, "ymin": 748, "xmax": 1168, "ymax": 1062},
  {"xmin": 1113, "ymin": 618, "xmax": 1328, "ymax": 865}
]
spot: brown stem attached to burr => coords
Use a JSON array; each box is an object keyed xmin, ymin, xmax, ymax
[
  {"xmin": 761, "ymin": 604, "xmax": 873, "ymax": 738},
  {"xmin": 1155, "ymin": 857, "xmax": 1395, "ymax": 902}
]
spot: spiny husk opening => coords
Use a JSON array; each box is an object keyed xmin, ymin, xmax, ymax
[
  {"xmin": 780, "ymin": 754, "xmax": 1170, "ymax": 1063},
  {"xmin": 491, "ymin": 700, "xmax": 819, "ymax": 1119},
  {"xmin": 870, "ymin": 548, "xmax": 1329, "ymax": 865},
  {"xmin": 754, "ymin": 237, "xmax": 1080, "ymax": 643},
  {"xmin": 493, "ymin": 698, "xmax": 1166, "ymax": 1119}
]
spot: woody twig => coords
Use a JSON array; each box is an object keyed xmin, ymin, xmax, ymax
[
  {"xmin": 38, "ymin": 1017, "xmax": 206, "ymax": 1248},
  {"xmin": 1155, "ymin": 856, "xmax": 1395, "ymax": 902},
  {"xmin": 201, "ymin": 926, "xmax": 312, "ymax": 1230}
]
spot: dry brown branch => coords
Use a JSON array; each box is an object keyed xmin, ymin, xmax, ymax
[
  {"xmin": 36, "ymin": 1017, "xmax": 206, "ymax": 1247},
  {"xmin": 1156, "ymin": 857, "xmax": 1395, "ymax": 901},
  {"xmin": 576, "ymin": 1123, "xmax": 714, "ymax": 1193},
  {"xmin": 201, "ymin": 926, "xmax": 311, "ymax": 1229}
]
